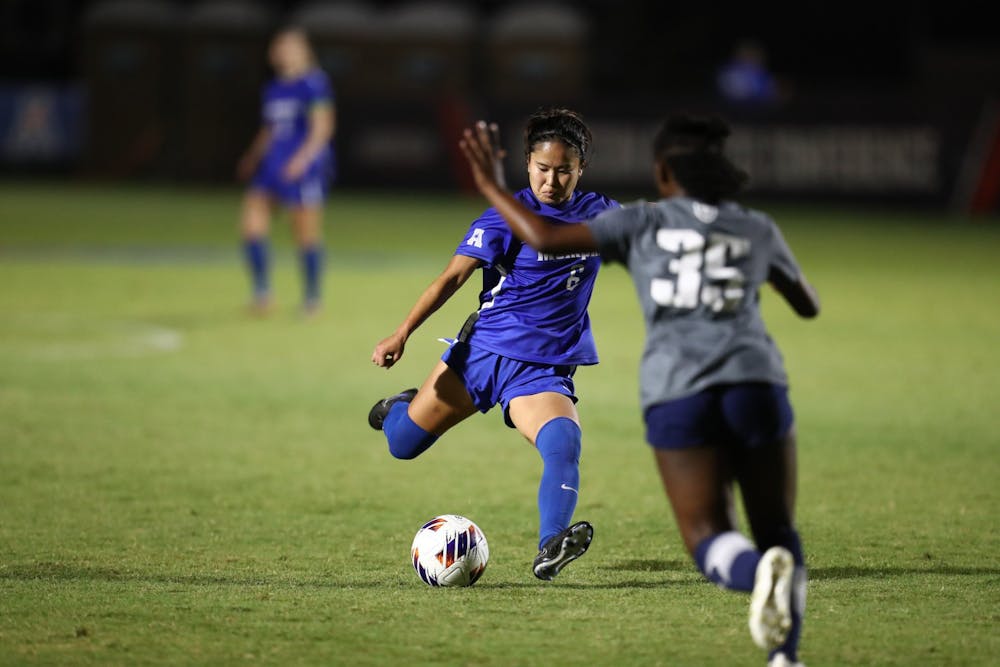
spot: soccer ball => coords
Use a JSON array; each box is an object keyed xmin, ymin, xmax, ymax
[{"xmin": 410, "ymin": 514, "xmax": 489, "ymax": 587}]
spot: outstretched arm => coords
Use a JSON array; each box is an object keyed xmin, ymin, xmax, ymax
[
  {"xmin": 371, "ymin": 254, "xmax": 480, "ymax": 368},
  {"xmin": 459, "ymin": 122, "xmax": 599, "ymax": 255},
  {"xmin": 769, "ymin": 269, "xmax": 821, "ymax": 318}
]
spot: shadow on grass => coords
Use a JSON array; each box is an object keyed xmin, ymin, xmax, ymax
[
  {"xmin": 603, "ymin": 559, "xmax": 1000, "ymax": 581},
  {"xmin": 5, "ymin": 561, "xmax": 995, "ymax": 590},
  {"xmin": 810, "ymin": 565, "xmax": 1000, "ymax": 580},
  {"xmin": 0, "ymin": 561, "xmax": 701, "ymax": 591},
  {"xmin": 603, "ymin": 558, "xmax": 692, "ymax": 572},
  {"xmin": 475, "ymin": 579, "xmax": 701, "ymax": 590}
]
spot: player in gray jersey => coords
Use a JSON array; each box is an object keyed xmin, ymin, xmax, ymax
[{"xmin": 459, "ymin": 116, "xmax": 820, "ymax": 667}]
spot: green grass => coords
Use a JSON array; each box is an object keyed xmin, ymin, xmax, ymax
[{"xmin": 1, "ymin": 182, "xmax": 999, "ymax": 666}]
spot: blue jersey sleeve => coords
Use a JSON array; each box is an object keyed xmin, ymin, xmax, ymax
[
  {"xmin": 454, "ymin": 209, "xmax": 516, "ymax": 268},
  {"xmin": 303, "ymin": 70, "xmax": 334, "ymax": 107}
]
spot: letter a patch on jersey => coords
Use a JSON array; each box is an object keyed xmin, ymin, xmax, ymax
[{"xmin": 467, "ymin": 228, "xmax": 485, "ymax": 248}]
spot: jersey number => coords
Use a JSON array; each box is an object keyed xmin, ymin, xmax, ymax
[
  {"xmin": 650, "ymin": 230, "xmax": 750, "ymax": 313},
  {"xmin": 565, "ymin": 263, "xmax": 585, "ymax": 291}
]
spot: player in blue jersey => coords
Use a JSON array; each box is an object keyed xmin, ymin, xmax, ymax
[
  {"xmin": 236, "ymin": 27, "xmax": 335, "ymax": 315},
  {"xmin": 367, "ymin": 109, "xmax": 618, "ymax": 580},
  {"xmin": 460, "ymin": 116, "xmax": 820, "ymax": 666}
]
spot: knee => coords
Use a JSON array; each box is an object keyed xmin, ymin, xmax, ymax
[
  {"xmin": 384, "ymin": 406, "xmax": 438, "ymax": 460},
  {"xmin": 535, "ymin": 417, "xmax": 582, "ymax": 463},
  {"xmin": 388, "ymin": 442, "xmax": 421, "ymax": 460},
  {"xmin": 386, "ymin": 428, "xmax": 437, "ymax": 460}
]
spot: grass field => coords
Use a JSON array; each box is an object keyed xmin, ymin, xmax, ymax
[{"xmin": 1, "ymin": 182, "xmax": 999, "ymax": 666}]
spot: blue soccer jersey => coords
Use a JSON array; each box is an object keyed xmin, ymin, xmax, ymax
[
  {"xmin": 455, "ymin": 188, "xmax": 618, "ymax": 366},
  {"xmin": 261, "ymin": 68, "xmax": 333, "ymax": 161},
  {"xmin": 251, "ymin": 68, "xmax": 335, "ymax": 204}
]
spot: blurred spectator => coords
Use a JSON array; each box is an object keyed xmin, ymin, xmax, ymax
[{"xmin": 716, "ymin": 40, "xmax": 779, "ymax": 106}]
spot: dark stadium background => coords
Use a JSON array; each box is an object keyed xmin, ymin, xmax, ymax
[{"xmin": 1, "ymin": 0, "xmax": 998, "ymax": 212}]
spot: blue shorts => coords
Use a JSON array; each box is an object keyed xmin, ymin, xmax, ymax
[
  {"xmin": 644, "ymin": 383, "xmax": 794, "ymax": 450},
  {"xmin": 250, "ymin": 155, "xmax": 330, "ymax": 207},
  {"xmin": 441, "ymin": 341, "xmax": 578, "ymax": 428}
]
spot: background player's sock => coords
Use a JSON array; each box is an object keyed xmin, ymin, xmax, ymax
[
  {"xmin": 383, "ymin": 401, "xmax": 437, "ymax": 460},
  {"xmin": 299, "ymin": 244, "xmax": 323, "ymax": 307},
  {"xmin": 535, "ymin": 417, "xmax": 582, "ymax": 548},
  {"xmin": 694, "ymin": 531, "xmax": 761, "ymax": 591},
  {"xmin": 769, "ymin": 529, "xmax": 806, "ymax": 663},
  {"xmin": 243, "ymin": 237, "xmax": 270, "ymax": 300}
]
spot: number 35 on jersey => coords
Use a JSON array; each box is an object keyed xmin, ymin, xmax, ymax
[{"xmin": 651, "ymin": 230, "xmax": 751, "ymax": 314}]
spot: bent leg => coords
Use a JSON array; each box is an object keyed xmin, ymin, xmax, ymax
[
  {"xmin": 509, "ymin": 393, "xmax": 581, "ymax": 547},
  {"xmin": 654, "ymin": 446, "xmax": 763, "ymax": 592},
  {"xmin": 383, "ymin": 361, "xmax": 477, "ymax": 460},
  {"xmin": 654, "ymin": 446, "xmax": 738, "ymax": 555},
  {"xmin": 737, "ymin": 430, "xmax": 806, "ymax": 662}
]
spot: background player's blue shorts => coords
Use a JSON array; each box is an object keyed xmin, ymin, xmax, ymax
[
  {"xmin": 250, "ymin": 153, "xmax": 331, "ymax": 208},
  {"xmin": 441, "ymin": 341, "xmax": 578, "ymax": 428},
  {"xmin": 644, "ymin": 382, "xmax": 793, "ymax": 450}
]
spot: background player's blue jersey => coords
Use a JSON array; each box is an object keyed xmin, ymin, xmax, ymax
[
  {"xmin": 252, "ymin": 68, "xmax": 335, "ymax": 205},
  {"xmin": 261, "ymin": 68, "xmax": 333, "ymax": 164},
  {"xmin": 454, "ymin": 188, "xmax": 618, "ymax": 366}
]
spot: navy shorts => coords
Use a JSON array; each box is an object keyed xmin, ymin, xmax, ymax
[
  {"xmin": 250, "ymin": 155, "xmax": 330, "ymax": 207},
  {"xmin": 441, "ymin": 341, "xmax": 578, "ymax": 428},
  {"xmin": 644, "ymin": 383, "xmax": 794, "ymax": 450}
]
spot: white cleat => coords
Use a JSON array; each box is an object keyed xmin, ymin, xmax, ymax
[
  {"xmin": 768, "ymin": 652, "xmax": 805, "ymax": 667},
  {"xmin": 749, "ymin": 546, "xmax": 794, "ymax": 650}
]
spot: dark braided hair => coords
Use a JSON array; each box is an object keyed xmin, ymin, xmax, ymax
[
  {"xmin": 523, "ymin": 108, "xmax": 592, "ymax": 167},
  {"xmin": 653, "ymin": 114, "xmax": 748, "ymax": 204}
]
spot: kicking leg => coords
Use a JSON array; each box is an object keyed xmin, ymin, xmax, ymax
[{"xmin": 377, "ymin": 361, "xmax": 477, "ymax": 460}]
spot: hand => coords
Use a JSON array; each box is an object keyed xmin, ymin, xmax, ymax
[
  {"xmin": 236, "ymin": 154, "xmax": 258, "ymax": 182},
  {"xmin": 282, "ymin": 154, "xmax": 310, "ymax": 181},
  {"xmin": 371, "ymin": 332, "xmax": 406, "ymax": 369},
  {"xmin": 459, "ymin": 121, "xmax": 507, "ymax": 194}
]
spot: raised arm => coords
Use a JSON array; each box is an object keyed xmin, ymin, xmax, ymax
[
  {"xmin": 769, "ymin": 269, "xmax": 821, "ymax": 318},
  {"xmin": 459, "ymin": 122, "xmax": 599, "ymax": 255},
  {"xmin": 371, "ymin": 254, "xmax": 480, "ymax": 368}
]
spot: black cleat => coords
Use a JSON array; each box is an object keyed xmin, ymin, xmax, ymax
[
  {"xmin": 533, "ymin": 520, "xmax": 594, "ymax": 581},
  {"xmin": 368, "ymin": 388, "xmax": 418, "ymax": 430}
]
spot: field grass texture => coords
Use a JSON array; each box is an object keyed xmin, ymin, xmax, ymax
[{"xmin": 1, "ymin": 184, "xmax": 998, "ymax": 666}]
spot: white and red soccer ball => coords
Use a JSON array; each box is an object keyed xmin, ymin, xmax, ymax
[{"xmin": 410, "ymin": 514, "xmax": 489, "ymax": 587}]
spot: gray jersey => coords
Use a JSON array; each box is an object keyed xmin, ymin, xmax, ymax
[{"xmin": 586, "ymin": 196, "xmax": 802, "ymax": 410}]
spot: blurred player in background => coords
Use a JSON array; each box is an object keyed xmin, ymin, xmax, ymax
[
  {"xmin": 460, "ymin": 115, "xmax": 819, "ymax": 667},
  {"xmin": 716, "ymin": 40, "xmax": 779, "ymax": 106},
  {"xmin": 368, "ymin": 109, "xmax": 618, "ymax": 581},
  {"xmin": 236, "ymin": 27, "xmax": 335, "ymax": 315}
]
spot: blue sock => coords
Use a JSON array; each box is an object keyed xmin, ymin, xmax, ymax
[
  {"xmin": 770, "ymin": 529, "xmax": 806, "ymax": 663},
  {"xmin": 694, "ymin": 531, "xmax": 761, "ymax": 592},
  {"xmin": 243, "ymin": 237, "xmax": 269, "ymax": 298},
  {"xmin": 535, "ymin": 417, "xmax": 582, "ymax": 548},
  {"xmin": 299, "ymin": 244, "xmax": 323, "ymax": 305},
  {"xmin": 383, "ymin": 401, "xmax": 437, "ymax": 460}
]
